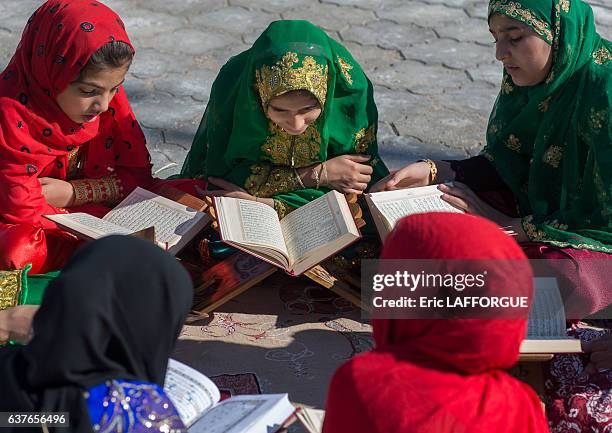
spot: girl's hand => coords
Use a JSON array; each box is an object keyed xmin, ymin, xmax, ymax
[
  {"xmin": 198, "ymin": 177, "xmax": 256, "ymax": 201},
  {"xmin": 39, "ymin": 177, "xmax": 76, "ymax": 208},
  {"xmin": 369, "ymin": 161, "xmax": 431, "ymax": 192},
  {"xmin": 582, "ymin": 333, "xmax": 612, "ymax": 376},
  {"xmin": 438, "ymin": 182, "xmax": 528, "ymax": 241},
  {"xmin": 0, "ymin": 305, "xmax": 39, "ymax": 344},
  {"xmin": 323, "ymin": 154, "xmax": 373, "ymax": 194}
]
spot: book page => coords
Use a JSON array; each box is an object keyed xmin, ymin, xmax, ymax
[
  {"xmin": 164, "ymin": 359, "xmax": 221, "ymax": 427},
  {"xmin": 216, "ymin": 197, "xmax": 288, "ymax": 257},
  {"xmin": 281, "ymin": 191, "xmax": 352, "ymax": 263},
  {"xmin": 105, "ymin": 187, "xmax": 203, "ymax": 245},
  {"xmin": 44, "ymin": 213, "xmax": 132, "ymax": 239},
  {"xmin": 526, "ymin": 277, "xmax": 567, "ymax": 338},
  {"xmin": 188, "ymin": 394, "xmax": 293, "ymax": 433},
  {"xmin": 297, "ymin": 408, "xmax": 325, "ymax": 433},
  {"xmin": 368, "ymin": 185, "xmax": 461, "ymax": 228}
]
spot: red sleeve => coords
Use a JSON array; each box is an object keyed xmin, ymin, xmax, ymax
[{"xmin": 0, "ymin": 159, "xmax": 62, "ymax": 229}]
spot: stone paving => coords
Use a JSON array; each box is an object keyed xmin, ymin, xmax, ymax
[{"xmin": 1, "ymin": 0, "xmax": 611, "ymax": 176}]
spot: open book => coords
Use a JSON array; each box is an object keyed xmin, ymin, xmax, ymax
[
  {"xmin": 164, "ymin": 359, "xmax": 295, "ymax": 433},
  {"xmin": 215, "ymin": 190, "xmax": 360, "ymax": 276},
  {"xmin": 520, "ymin": 277, "xmax": 582, "ymax": 354},
  {"xmin": 44, "ymin": 187, "xmax": 210, "ymax": 256},
  {"xmin": 297, "ymin": 408, "xmax": 325, "ymax": 433},
  {"xmin": 365, "ymin": 185, "xmax": 462, "ymax": 241}
]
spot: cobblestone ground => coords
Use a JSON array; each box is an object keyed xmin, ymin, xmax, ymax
[{"xmin": 1, "ymin": 0, "xmax": 611, "ymax": 176}]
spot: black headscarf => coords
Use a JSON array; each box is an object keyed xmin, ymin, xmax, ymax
[{"xmin": 0, "ymin": 235, "xmax": 193, "ymax": 433}]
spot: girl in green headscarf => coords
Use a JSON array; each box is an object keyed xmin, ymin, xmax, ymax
[
  {"xmin": 180, "ymin": 20, "xmax": 388, "ymax": 218},
  {"xmin": 372, "ymin": 1, "xmax": 612, "ymax": 430},
  {"xmin": 373, "ymin": 0, "xmax": 612, "ymax": 310}
]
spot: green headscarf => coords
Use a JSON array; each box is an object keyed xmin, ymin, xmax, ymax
[
  {"xmin": 484, "ymin": 0, "xmax": 612, "ymax": 252},
  {"xmin": 180, "ymin": 20, "xmax": 388, "ymax": 217}
]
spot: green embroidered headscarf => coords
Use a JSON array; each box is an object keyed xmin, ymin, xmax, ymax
[
  {"xmin": 180, "ymin": 20, "xmax": 388, "ymax": 216},
  {"xmin": 484, "ymin": 0, "xmax": 612, "ymax": 252}
]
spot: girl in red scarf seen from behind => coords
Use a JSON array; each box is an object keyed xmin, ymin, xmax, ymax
[
  {"xmin": 0, "ymin": 0, "xmax": 172, "ymax": 273},
  {"xmin": 323, "ymin": 213, "xmax": 550, "ymax": 433}
]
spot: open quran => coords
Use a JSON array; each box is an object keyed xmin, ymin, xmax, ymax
[
  {"xmin": 164, "ymin": 359, "xmax": 295, "ymax": 433},
  {"xmin": 365, "ymin": 185, "xmax": 462, "ymax": 241},
  {"xmin": 214, "ymin": 190, "xmax": 361, "ymax": 276},
  {"xmin": 520, "ymin": 277, "xmax": 582, "ymax": 355},
  {"xmin": 44, "ymin": 187, "xmax": 210, "ymax": 256}
]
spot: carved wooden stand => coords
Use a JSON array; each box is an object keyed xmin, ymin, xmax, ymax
[{"xmin": 158, "ymin": 185, "xmax": 367, "ymax": 315}]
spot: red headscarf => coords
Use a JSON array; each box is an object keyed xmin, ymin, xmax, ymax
[
  {"xmin": 0, "ymin": 0, "xmax": 151, "ymax": 227},
  {"xmin": 323, "ymin": 213, "xmax": 550, "ymax": 433}
]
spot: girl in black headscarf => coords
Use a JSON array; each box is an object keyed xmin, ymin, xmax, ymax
[{"xmin": 0, "ymin": 235, "xmax": 193, "ymax": 433}]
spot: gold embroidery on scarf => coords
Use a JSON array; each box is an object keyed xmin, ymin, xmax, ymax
[
  {"xmin": 538, "ymin": 97, "xmax": 551, "ymax": 113},
  {"xmin": 488, "ymin": 123, "xmax": 501, "ymax": 135},
  {"xmin": 337, "ymin": 56, "xmax": 354, "ymax": 86},
  {"xmin": 354, "ymin": 125, "xmax": 375, "ymax": 153},
  {"xmin": 545, "ymin": 219, "xmax": 569, "ymax": 231},
  {"xmin": 0, "ymin": 269, "xmax": 23, "ymax": 310},
  {"xmin": 542, "ymin": 145, "xmax": 563, "ymax": 168},
  {"xmin": 481, "ymin": 149, "xmax": 494, "ymax": 162},
  {"xmin": 593, "ymin": 47, "xmax": 612, "ymax": 65},
  {"xmin": 559, "ymin": 0, "xmax": 570, "ymax": 13},
  {"xmin": 505, "ymin": 134, "xmax": 521, "ymax": 152},
  {"xmin": 261, "ymin": 122, "xmax": 321, "ymax": 167},
  {"xmin": 273, "ymin": 199, "xmax": 295, "ymax": 219},
  {"xmin": 588, "ymin": 108, "xmax": 607, "ymax": 131},
  {"xmin": 255, "ymin": 52, "xmax": 329, "ymax": 109},
  {"xmin": 66, "ymin": 147, "xmax": 82, "ymax": 180},
  {"xmin": 501, "ymin": 75, "xmax": 513, "ymax": 94},
  {"xmin": 489, "ymin": 1, "xmax": 553, "ymax": 43},
  {"xmin": 244, "ymin": 163, "xmax": 302, "ymax": 197},
  {"xmin": 522, "ymin": 215, "xmax": 549, "ymax": 241}
]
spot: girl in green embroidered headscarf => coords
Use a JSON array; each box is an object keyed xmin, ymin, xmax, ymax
[
  {"xmin": 372, "ymin": 0, "xmax": 612, "ymax": 311},
  {"xmin": 372, "ymin": 1, "xmax": 612, "ymax": 430},
  {"xmin": 180, "ymin": 20, "xmax": 388, "ymax": 218}
]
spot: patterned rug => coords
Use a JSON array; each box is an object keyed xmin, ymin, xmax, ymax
[{"xmin": 174, "ymin": 272, "xmax": 372, "ymax": 414}]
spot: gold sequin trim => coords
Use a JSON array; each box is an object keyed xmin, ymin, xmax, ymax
[
  {"xmin": 505, "ymin": 134, "xmax": 521, "ymax": 152},
  {"xmin": 261, "ymin": 122, "xmax": 321, "ymax": 168},
  {"xmin": 501, "ymin": 75, "xmax": 514, "ymax": 94},
  {"xmin": 0, "ymin": 269, "xmax": 24, "ymax": 310},
  {"xmin": 337, "ymin": 56, "xmax": 354, "ymax": 86},
  {"xmin": 593, "ymin": 47, "xmax": 612, "ymax": 65},
  {"xmin": 66, "ymin": 147, "xmax": 83, "ymax": 180},
  {"xmin": 559, "ymin": 0, "xmax": 570, "ymax": 13},
  {"xmin": 522, "ymin": 215, "xmax": 549, "ymax": 241},
  {"xmin": 542, "ymin": 145, "xmax": 563, "ymax": 168},
  {"xmin": 273, "ymin": 199, "xmax": 296, "ymax": 219},
  {"xmin": 588, "ymin": 108, "xmax": 607, "ymax": 131},
  {"xmin": 255, "ymin": 52, "xmax": 328, "ymax": 109},
  {"xmin": 244, "ymin": 163, "xmax": 302, "ymax": 198},
  {"xmin": 489, "ymin": 1, "xmax": 553, "ymax": 43},
  {"xmin": 70, "ymin": 174, "xmax": 123, "ymax": 206},
  {"xmin": 538, "ymin": 97, "xmax": 551, "ymax": 113},
  {"xmin": 522, "ymin": 215, "xmax": 612, "ymax": 252},
  {"xmin": 354, "ymin": 125, "xmax": 375, "ymax": 153}
]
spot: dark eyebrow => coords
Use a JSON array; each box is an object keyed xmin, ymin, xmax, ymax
[{"xmin": 74, "ymin": 78, "xmax": 125, "ymax": 90}]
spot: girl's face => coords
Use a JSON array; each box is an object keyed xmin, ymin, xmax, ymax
[
  {"xmin": 266, "ymin": 91, "xmax": 322, "ymax": 135},
  {"xmin": 56, "ymin": 64, "xmax": 129, "ymax": 124},
  {"xmin": 489, "ymin": 13, "xmax": 553, "ymax": 87}
]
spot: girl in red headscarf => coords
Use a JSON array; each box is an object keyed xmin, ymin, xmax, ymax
[
  {"xmin": 0, "ymin": 0, "xmax": 199, "ymax": 275},
  {"xmin": 323, "ymin": 213, "xmax": 550, "ymax": 433}
]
